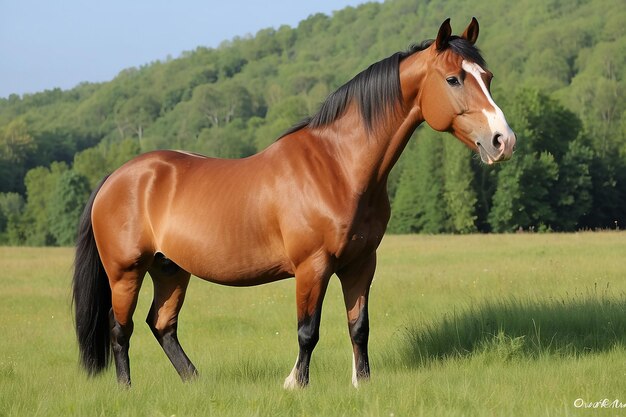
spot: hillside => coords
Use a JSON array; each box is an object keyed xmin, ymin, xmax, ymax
[{"xmin": 0, "ymin": 0, "xmax": 624, "ymax": 244}]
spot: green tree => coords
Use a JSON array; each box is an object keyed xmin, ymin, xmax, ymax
[
  {"xmin": 254, "ymin": 96, "xmax": 308, "ymax": 150},
  {"xmin": 0, "ymin": 117, "xmax": 37, "ymax": 193},
  {"xmin": 389, "ymin": 139, "xmax": 422, "ymax": 233},
  {"xmin": 0, "ymin": 192, "xmax": 25, "ymax": 243},
  {"xmin": 442, "ymin": 139, "xmax": 477, "ymax": 233},
  {"xmin": 579, "ymin": 155, "xmax": 626, "ymax": 230},
  {"xmin": 389, "ymin": 129, "xmax": 446, "ymax": 233},
  {"xmin": 489, "ymin": 152, "xmax": 559, "ymax": 232},
  {"xmin": 564, "ymin": 39, "xmax": 626, "ymax": 156},
  {"xmin": 73, "ymin": 147, "xmax": 108, "ymax": 188},
  {"xmin": 48, "ymin": 171, "xmax": 91, "ymax": 246},
  {"xmin": 216, "ymin": 46, "xmax": 247, "ymax": 78},
  {"xmin": 413, "ymin": 131, "xmax": 447, "ymax": 233},
  {"xmin": 104, "ymin": 138, "xmax": 141, "ymax": 172},
  {"xmin": 192, "ymin": 83, "xmax": 255, "ymax": 129},
  {"xmin": 488, "ymin": 89, "xmax": 584, "ymax": 231},
  {"xmin": 504, "ymin": 89, "xmax": 580, "ymax": 161},
  {"xmin": 551, "ymin": 138, "xmax": 594, "ymax": 231},
  {"xmin": 0, "ymin": 117, "xmax": 37, "ymax": 163},
  {"xmin": 198, "ymin": 119, "xmax": 256, "ymax": 159},
  {"xmin": 114, "ymin": 94, "xmax": 161, "ymax": 142},
  {"xmin": 16, "ymin": 162, "xmax": 69, "ymax": 245}
]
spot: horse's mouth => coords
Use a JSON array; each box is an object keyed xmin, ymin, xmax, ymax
[
  {"xmin": 477, "ymin": 143, "xmax": 497, "ymax": 165},
  {"xmin": 477, "ymin": 142, "xmax": 512, "ymax": 165}
]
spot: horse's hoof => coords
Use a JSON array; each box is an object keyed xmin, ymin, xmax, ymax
[{"xmin": 283, "ymin": 374, "xmax": 307, "ymax": 390}]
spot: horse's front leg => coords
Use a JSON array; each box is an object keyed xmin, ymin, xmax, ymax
[
  {"xmin": 337, "ymin": 252, "xmax": 376, "ymax": 388},
  {"xmin": 283, "ymin": 254, "xmax": 332, "ymax": 389}
]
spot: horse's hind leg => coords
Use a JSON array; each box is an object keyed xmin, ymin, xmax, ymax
[
  {"xmin": 106, "ymin": 262, "xmax": 149, "ymax": 386},
  {"xmin": 146, "ymin": 254, "xmax": 197, "ymax": 381}
]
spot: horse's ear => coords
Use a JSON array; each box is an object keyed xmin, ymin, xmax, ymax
[
  {"xmin": 435, "ymin": 18, "xmax": 452, "ymax": 51},
  {"xmin": 461, "ymin": 17, "xmax": 479, "ymax": 45}
]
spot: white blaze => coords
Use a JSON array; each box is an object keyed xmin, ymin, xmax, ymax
[{"xmin": 461, "ymin": 60, "xmax": 513, "ymax": 141}]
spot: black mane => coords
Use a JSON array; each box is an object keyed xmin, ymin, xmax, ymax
[{"xmin": 279, "ymin": 37, "xmax": 485, "ymax": 138}]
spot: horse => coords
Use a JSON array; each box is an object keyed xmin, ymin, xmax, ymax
[{"xmin": 72, "ymin": 17, "xmax": 515, "ymax": 389}]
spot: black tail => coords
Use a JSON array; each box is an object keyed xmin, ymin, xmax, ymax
[{"xmin": 72, "ymin": 176, "xmax": 111, "ymax": 375}]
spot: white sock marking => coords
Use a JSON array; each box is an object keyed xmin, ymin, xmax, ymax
[
  {"xmin": 352, "ymin": 352, "xmax": 359, "ymax": 388},
  {"xmin": 283, "ymin": 357, "xmax": 300, "ymax": 390}
]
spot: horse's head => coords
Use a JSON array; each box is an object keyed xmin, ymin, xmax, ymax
[{"xmin": 417, "ymin": 18, "xmax": 516, "ymax": 164}]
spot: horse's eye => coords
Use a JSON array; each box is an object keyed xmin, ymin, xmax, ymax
[{"xmin": 446, "ymin": 76, "xmax": 460, "ymax": 86}]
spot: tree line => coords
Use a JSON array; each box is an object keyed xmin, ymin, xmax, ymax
[{"xmin": 0, "ymin": 0, "xmax": 624, "ymax": 245}]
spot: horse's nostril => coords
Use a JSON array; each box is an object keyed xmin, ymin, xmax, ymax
[{"xmin": 492, "ymin": 133, "xmax": 502, "ymax": 149}]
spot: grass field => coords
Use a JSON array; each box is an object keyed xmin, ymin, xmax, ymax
[{"xmin": 1, "ymin": 233, "xmax": 626, "ymax": 417}]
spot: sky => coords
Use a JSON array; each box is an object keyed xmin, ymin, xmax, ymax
[{"xmin": 0, "ymin": 0, "xmax": 378, "ymax": 98}]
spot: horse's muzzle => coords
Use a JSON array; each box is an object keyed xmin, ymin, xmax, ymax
[{"xmin": 477, "ymin": 132, "xmax": 516, "ymax": 164}]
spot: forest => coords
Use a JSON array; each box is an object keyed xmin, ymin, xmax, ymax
[{"xmin": 0, "ymin": 0, "xmax": 624, "ymax": 245}]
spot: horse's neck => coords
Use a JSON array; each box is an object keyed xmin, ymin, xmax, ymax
[
  {"xmin": 319, "ymin": 103, "xmax": 423, "ymax": 196},
  {"xmin": 352, "ymin": 52, "xmax": 427, "ymax": 190},
  {"xmin": 296, "ymin": 52, "xmax": 427, "ymax": 196},
  {"xmin": 374, "ymin": 106, "xmax": 424, "ymax": 183}
]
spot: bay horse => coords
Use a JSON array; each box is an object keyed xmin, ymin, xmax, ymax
[{"xmin": 73, "ymin": 18, "xmax": 515, "ymax": 388}]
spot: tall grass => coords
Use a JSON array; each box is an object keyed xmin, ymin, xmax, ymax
[{"xmin": 399, "ymin": 286, "xmax": 626, "ymax": 366}]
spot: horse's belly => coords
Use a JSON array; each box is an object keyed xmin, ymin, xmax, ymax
[
  {"xmin": 190, "ymin": 252, "xmax": 293, "ymax": 287},
  {"xmin": 159, "ymin": 227, "xmax": 293, "ymax": 286},
  {"xmin": 195, "ymin": 262, "xmax": 293, "ymax": 287}
]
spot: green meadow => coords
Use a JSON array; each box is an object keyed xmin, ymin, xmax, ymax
[{"xmin": 1, "ymin": 233, "xmax": 625, "ymax": 416}]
